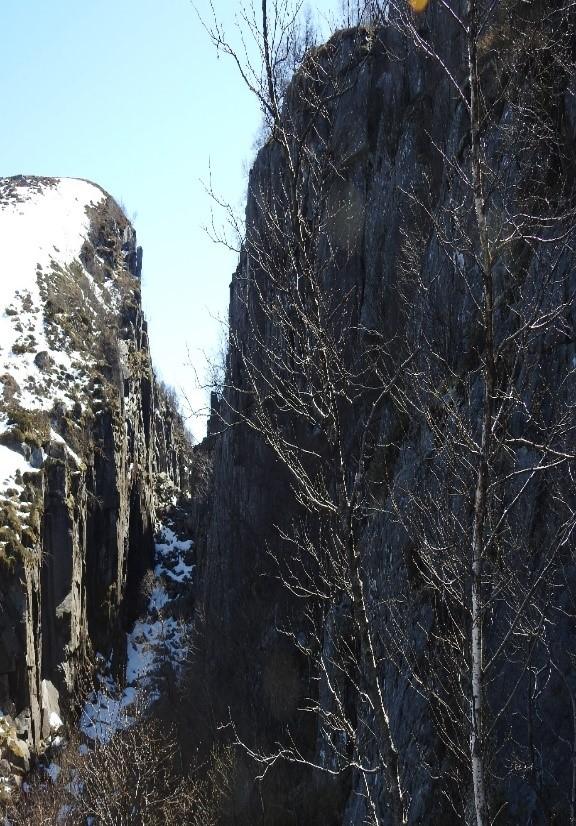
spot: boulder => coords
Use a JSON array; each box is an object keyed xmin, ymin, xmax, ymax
[
  {"xmin": 34, "ymin": 350, "xmax": 54, "ymax": 371},
  {"xmin": 15, "ymin": 708, "xmax": 31, "ymax": 741},
  {"xmin": 5, "ymin": 735, "xmax": 30, "ymax": 773}
]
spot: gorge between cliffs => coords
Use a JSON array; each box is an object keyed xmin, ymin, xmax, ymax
[{"xmin": 2, "ymin": 4, "xmax": 576, "ymax": 825}]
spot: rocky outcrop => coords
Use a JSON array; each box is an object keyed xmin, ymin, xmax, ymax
[
  {"xmin": 194, "ymin": 11, "xmax": 576, "ymax": 825},
  {"xmin": 154, "ymin": 380, "xmax": 194, "ymax": 505},
  {"xmin": 0, "ymin": 176, "xmax": 192, "ymax": 786}
]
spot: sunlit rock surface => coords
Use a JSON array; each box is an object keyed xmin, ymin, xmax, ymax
[{"xmin": 0, "ymin": 176, "xmax": 192, "ymax": 792}]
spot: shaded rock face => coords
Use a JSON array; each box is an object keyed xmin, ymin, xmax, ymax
[
  {"xmin": 0, "ymin": 176, "xmax": 190, "ymax": 768},
  {"xmin": 196, "ymin": 13, "xmax": 576, "ymax": 826}
]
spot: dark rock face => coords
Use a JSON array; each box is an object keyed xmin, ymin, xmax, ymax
[
  {"xmin": 0, "ymin": 177, "xmax": 192, "ymax": 774},
  {"xmin": 195, "ymin": 13, "xmax": 576, "ymax": 825}
]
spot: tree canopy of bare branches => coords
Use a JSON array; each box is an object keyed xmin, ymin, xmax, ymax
[{"xmin": 196, "ymin": 1, "xmax": 576, "ymax": 823}]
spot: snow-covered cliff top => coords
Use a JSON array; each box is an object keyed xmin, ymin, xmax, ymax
[
  {"xmin": 0, "ymin": 176, "xmax": 121, "ymax": 413},
  {"xmin": 0, "ymin": 175, "xmax": 141, "ymax": 542}
]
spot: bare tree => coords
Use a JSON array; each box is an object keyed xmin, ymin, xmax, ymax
[
  {"xmin": 202, "ymin": 0, "xmax": 576, "ymax": 823},
  {"xmin": 7, "ymin": 718, "xmax": 232, "ymax": 826},
  {"xmin": 369, "ymin": 0, "xmax": 576, "ymax": 822},
  {"xmin": 201, "ymin": 4, "xmax": 413, "ymax": 822},
  {"xmin": 197, "ymin": 0, "xmax": 318, "ymax": 132}
]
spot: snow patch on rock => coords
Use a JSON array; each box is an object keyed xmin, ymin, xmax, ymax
[
  {"xmin": 0, "ymin": 177, "xmax": 106, "ymax": 414},
  {"xmin": 80, "ymin": 520, "xmax": 193, "ymax": 744}
]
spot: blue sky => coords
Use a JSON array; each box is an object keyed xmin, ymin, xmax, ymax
[{"xmin": 0, "ymin": 0, "xmax": 339, "ymax": 439}]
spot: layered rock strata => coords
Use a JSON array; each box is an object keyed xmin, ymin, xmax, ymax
[{"xmin": 0, "ymin": 176, "xmax": 191, "ymax": 788}]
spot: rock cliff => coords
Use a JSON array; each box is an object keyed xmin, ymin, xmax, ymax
[
  {"xmin": 194, "ymin": 10, "xmax": 576, "ymax": 825},
  {"xmin": 0, "ymin": 176, "xmax": 191, "ymax": 793}
]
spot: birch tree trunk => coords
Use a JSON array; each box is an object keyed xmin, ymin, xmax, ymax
[
  {"xmin": 467, "ymin": 0, "xmax": 494, "ymax": 822},
  {"xmin": 347, "ymin": 525, "xmax": 407, "ymax": 825}
]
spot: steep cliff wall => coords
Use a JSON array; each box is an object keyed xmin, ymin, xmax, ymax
[
  {"xmin": 195, "ymin": 11, "xmax": 576, "ymax": 825},
  {"xmin": 0, "ymin": 176, "xmax": 190, "ymax": 781}
]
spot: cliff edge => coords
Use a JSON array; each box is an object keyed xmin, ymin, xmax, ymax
[{"xmin": 0, "ymin": 175, "xmax": 191, "ymax": 794}]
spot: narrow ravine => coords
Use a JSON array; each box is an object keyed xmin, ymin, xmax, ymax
[{"xmin": 80, "ymin": 519, "xmax": 194, "ymax": 743}]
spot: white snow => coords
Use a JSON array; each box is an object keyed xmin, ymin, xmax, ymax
[
  {"xmin": 49, "ymin": 428, "xmax": 83, "ymax": 468},
  {"xmin": 154, "ymin": 526, "xmax": 194, "ymax": 583},
  {"xmin": 49, "ymin": 711, "xmax": 63, "ymax": 731},
  {"xmin": 0, "ymin": 444, "xmax": 34, "ymax": 489},
  {"xmin": 80, "ymin": 678, "xmax": 136, "ymax": 743},
  {"xmin": 149, "ymin": 584, "xmax": 169, "ymax": 611},
  {"xmin": 0, "ymin": 178, "xmax": 107, "ymax": 416},
  {"xmin": 171, "ymin": 558, "xmax": 195, "ymax": 580},
  {"xmin": 0, "ymin": 177, "xmax": 117, "ymax": 511},
  {"xmin": 0, "ymin": 179, "xmax": 103, "ymax": 302},
  {"xmin": 126, "ymin": 616, "xmax": 187, "ymax": 686}
]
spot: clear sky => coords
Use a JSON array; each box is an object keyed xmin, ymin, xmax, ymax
[{"xmin": 0, "ymin": 0, "xmax": 340, "ymax": 439}]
